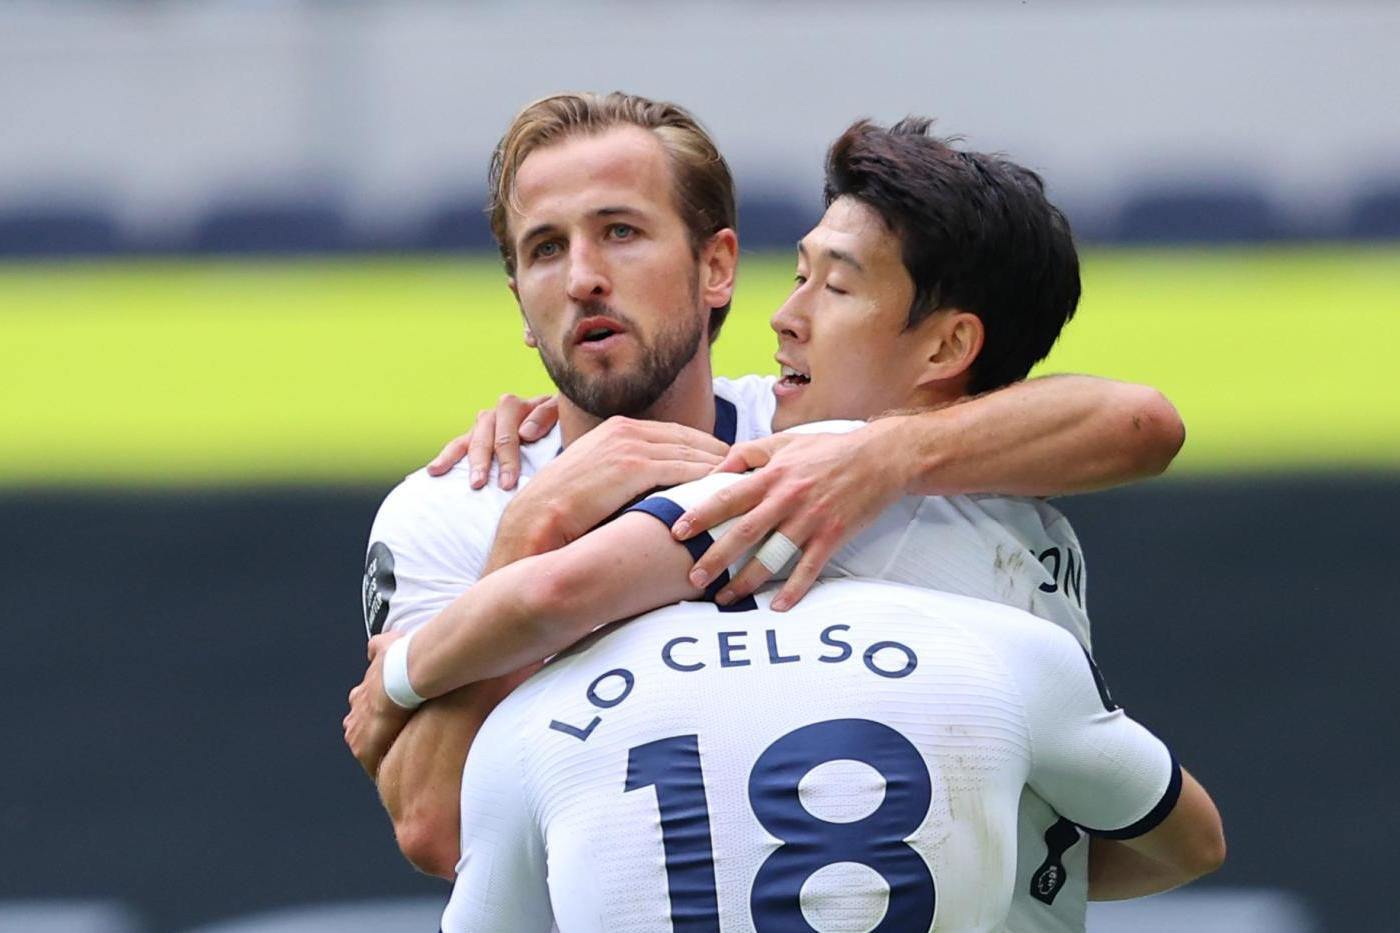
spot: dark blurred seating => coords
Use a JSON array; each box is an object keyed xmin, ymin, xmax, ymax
[
  {"xmin": 737, "ymin": 195, "xmax": 820, "ymax": 249},
  {"xmin": 192, "ymin": 201, "xmax": 352, "ymax": 255},
  {"xmin": 0, "ymin": 208, "xmax": 121, "ymax": 256},
  {"xmin": 414, "ymin": 199, "xmax": 495, "ymax": 252},
  {"xmin": 1115, "ymin": 185, "xmax": 1283, "ymax": 243},
  {"xmin": 1347, "ymin": 185, "xmax": 1400, "ymax": 239}
]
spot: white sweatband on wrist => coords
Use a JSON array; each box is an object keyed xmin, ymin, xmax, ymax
[
  {"xmin": 382, "ymin": 629, "xmax": 427, "ymax": 710},
  {"xmin": 754, "ymin": 531, "xmax": 802, "ymax": 575}
]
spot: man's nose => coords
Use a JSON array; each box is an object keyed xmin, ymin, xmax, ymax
[
  {"xmin": 566, "ymin": 242, "xmax": 610, "ymax": 301},
  {"xmin": 770, "ymin": 289, "xmax": 808, "ymax": 341}
]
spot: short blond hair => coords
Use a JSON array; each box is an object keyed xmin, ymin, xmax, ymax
[{"xmin": 488, "ymin": 91, "xmax": 738, "ymax": 340}]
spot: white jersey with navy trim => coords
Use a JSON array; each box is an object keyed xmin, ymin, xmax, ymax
[
  {"xmin": 634, "ymin": 420, "xmax": 1091, "ymax": 648},
  {"xmin": 441, "ymin": 580, "xmax": 1178, "ymax": 933},
  {"xmin": 360, "ymin": 375, "xmax": 777, "ymax": 637},
  {"xmin": 630, "ymin": 420, "xmax": 1098, "ymax": 932}
]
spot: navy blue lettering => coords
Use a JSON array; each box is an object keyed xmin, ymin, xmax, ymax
[
  {"xmin": 765, "ymin": 629, "xmax": 799, "ymax": 665},
  {"xmin": 625, "ymin": 735, "xmax": 721, "ymax": 930},
  {"xmin": 550, "ymin": 716, "xmax": 601, "ymax": 742},
  {"xmin": 864, "ymin": 640, "xmax": 918, "ymax": 679},
  {"xmin": 718, "ymin": 631, "xmax": 750, "ymax": 668},
  {"xmin": 1063, "ymin": 547, "xmax": 1084, "ymax": 607},
  {"xmin": 749, "ymin": 719, "xmax": 936, "ymax": 930},
  {"xmin": 587, "ymin": 669, "xmax": 635, "ymax": 708},
  {"xmin": 1038, "ymin": 547, "xmax": 1062, "ymax": 593},
  {"xmin": 818, "ymin": 624, "xmax": 853, "ymax": 663},
  {"xmin": 663, "ymin": 636, "xmax": 705, "ymax": 673}
]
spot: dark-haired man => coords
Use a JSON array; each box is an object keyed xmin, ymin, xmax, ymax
[
  {"xmin": 351, "ymin": 103, "xmax": 1199, "ymax": 931},
  {"xmin": 351, "ymin": 119, "xmax": 1221, "ymax": 931}
]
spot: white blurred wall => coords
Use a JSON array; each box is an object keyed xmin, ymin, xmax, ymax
[{"xmin": 2, "ymin": 0, "xmax": 1396, "ymax": 239}]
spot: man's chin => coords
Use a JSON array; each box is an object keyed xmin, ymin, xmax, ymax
[
  {"xmin": 566, "ymin": 374, "xmax": 672, "ymax": 420},
  {"xmin": 770, "ymin": 398, "xmax": 807, "ymax": 433}
]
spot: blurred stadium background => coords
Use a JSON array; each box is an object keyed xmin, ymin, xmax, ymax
[{"xmin": 3, "ymin": 1, "xmax": 1396, "ymax": 931}]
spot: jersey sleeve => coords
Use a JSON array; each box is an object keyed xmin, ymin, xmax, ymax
[
  {"xmin": 439, "ymin": 705, "xmax": 554, "ymax": 933},
  {"xmin": 626, "ymin": 473, "xmax": 760, "ymax": 600},
  {"xmin": 1004, "ymin": 619, "xmax": 1181, "ymax": 839},
  {"xmin": 361, "ymin": 470, "xmax": 511, "ymax": 637}
]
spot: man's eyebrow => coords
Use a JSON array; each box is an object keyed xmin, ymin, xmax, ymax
[
  {"xmin": 796, "ymin": 240, "xmax": 866, "ymax": 274},
  {"xmin": 521, "ymin": 207, "xmax": 644, "ymax": 244},
  {"xmin": 595, "ymin": 206, "xmax": 647, "ymax": 220},
  {"xmin": 519, "ymin": 222, "xmax": 559, "ymax": 246}
]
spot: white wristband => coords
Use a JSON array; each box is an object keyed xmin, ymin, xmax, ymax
[{"xmin": 382, "ymin": 629, "xmax": 427, "ymax": 710}]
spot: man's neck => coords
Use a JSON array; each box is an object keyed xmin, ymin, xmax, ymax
[
  {"xmin": 902, "ymin": 379, "xmax": 968, "ymax": 414},
  {"xmin": 558, "ymin": 353, "xmax": 717, "ymax": 447}
]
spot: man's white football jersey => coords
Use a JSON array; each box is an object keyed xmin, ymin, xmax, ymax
[
  {"xmin": 441, "ymin": 581, "xmax": 1179, "ymax": 933},
  {"xmin": 361, "ymin": 376, "xmax": 778, "ymax": 637},
  {"xmin": 366, "ymin": 402, "xmax": 1099, "ymax": 931},
  {"xmin": 631, "ymin": 420, "xmax": 1096, "ymax": 931}
]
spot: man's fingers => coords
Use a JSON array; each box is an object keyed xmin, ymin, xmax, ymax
[
  {"xmin": 427, "ymin": 431, "xmax": 473, "ymax": 477},
  {"xmin": 649, "ymin": 421, "xmax": 730, "ymax": 458},
  {"xmin": 594, "ymin": 417, "xmax": 729, "ymax": 458},
  {"xmin": 494, "ymin": 395, "xmax": 536, "ymax": 490},
  {"xmin": 712, "ymin": 556, "xmax": 776, "ymax": 606},
  {"xmin": 466, "ymin": 411, "xmax": 497, "ymax": 489},
  {"xmin": 686, "ymin": 495, "xmax": 782, "ymax": 589},
  {"xmin": 519, "ymin": 395, "xmax": 558, "ymax": 441},
  {"xmin": 668, "ymin": 443, "xmax": 725, "ymax": 465},
  {"xmin": 712, "ymin": 447, "xmax": 755, "ymax": 474},
  {"xmin": 713, "ymin": 436, "xmax": 786, "ymax": 474},
  {"xmin": 641, "ymin": 459, "xmax": 727, "ymax": 494},
  {"xmin": 367, "ymin": 633, "xmax": 392, "ymax": 661},
  {"xmin": 675, "ymin": 473, "xmax": 767, "ymax": 542},
  {"xmin": 770, "ymin": 538, "xmax": 833, "ymax": 612}
]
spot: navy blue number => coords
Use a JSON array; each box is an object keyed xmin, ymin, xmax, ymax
[
  {"xmin": 749, "ymin": 719, "xmax": 935, "ymax": 932},
  {"xmin": 625, "ymin": 734, "xmax": 721, "ymax": 932},
  {"xmin": 626, "ymin": 720, "xmax": 934, "ymax": 931}
]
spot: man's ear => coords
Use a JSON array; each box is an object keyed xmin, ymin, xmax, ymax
[
  {"xmin": 920, "ymin": 311, "xmax": 984, "ymax": 388},
  {"xmin": 508, "ymin": 277, "xmax": 538, "ymax": 348},
  {"xmin": 700, "ymin": 228, "xmax": 739, "ymax": 314}
]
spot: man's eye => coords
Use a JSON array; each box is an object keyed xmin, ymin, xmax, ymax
[
  {"xmin": 825, "ymin": 284, "xmax": 848, "ymax": 296},
  {"xmin": 608, "ymin": 223, "xmax": 636, "ymax": 239},
  {"xmin": 533, "ymin": 241, "xmax": 562, "ymax": 260},
  {"xmin": 793, "ymin": 274, "xmax": 808, "ymax": 288}
]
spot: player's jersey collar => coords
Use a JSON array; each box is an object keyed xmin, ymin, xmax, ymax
[{"xmin": 713, "ymin": 395, "xmax": 738, "ymax": 444}]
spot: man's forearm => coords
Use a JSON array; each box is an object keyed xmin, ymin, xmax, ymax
[
  {"xmin": 1087, "ymin": 838, "xmax": 1201, "ymax": 900},
  {"xmin": 376, "ymin": 670, "xmax": 535, "ymax": 879},
  {"xmin": 371, "ymin": 489, "xmax": 652, "ymax": 875},
  {"xmin": 1089, "ymin": 767, "xmax": 1226, "ymax": 899},
  {"xmin": 370, "ymin": 512, "xmax": 558, "ymax": 878},
  {"xmin": 408, "ymin": 514, "xmax": 700, "ymax": 700},
  {"xmin": 889, "ymin": 375, "xmax": 1185, "ymax": 498}
]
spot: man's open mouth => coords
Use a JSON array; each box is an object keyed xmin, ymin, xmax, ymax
[
  {"xmin": 780, "ymin": 364, "xmax": 811, "ymax": 386},
  {"xmin": 573, "ymin": 316, "xmax": 627, "ymax": 345}
]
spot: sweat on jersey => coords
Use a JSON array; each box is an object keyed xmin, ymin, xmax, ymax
[{"xmin": 441, "ymin": 580, "xmax": 1179, "ymax": 933}]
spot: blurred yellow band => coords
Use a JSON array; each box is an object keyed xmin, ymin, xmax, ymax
[{"xmin": 1, "ymin": 248, "xmax": 1396, "ymax": 486}]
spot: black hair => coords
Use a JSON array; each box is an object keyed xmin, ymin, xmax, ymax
[{"xmin": 824, "ymin": 118, "xmax": 1081, "ymax": 393}]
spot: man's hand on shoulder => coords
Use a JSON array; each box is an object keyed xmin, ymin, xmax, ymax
[
  {"xmin": 492, "ymin": 416, "xmax": 730, "ymax": 566},
  {"xmin": 676, "ymin": 421, "xmax": 910, "ymax": 610},
  {"xmin": 427, "ymin": 393, "xmax": 559, "ymax": 490}
]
